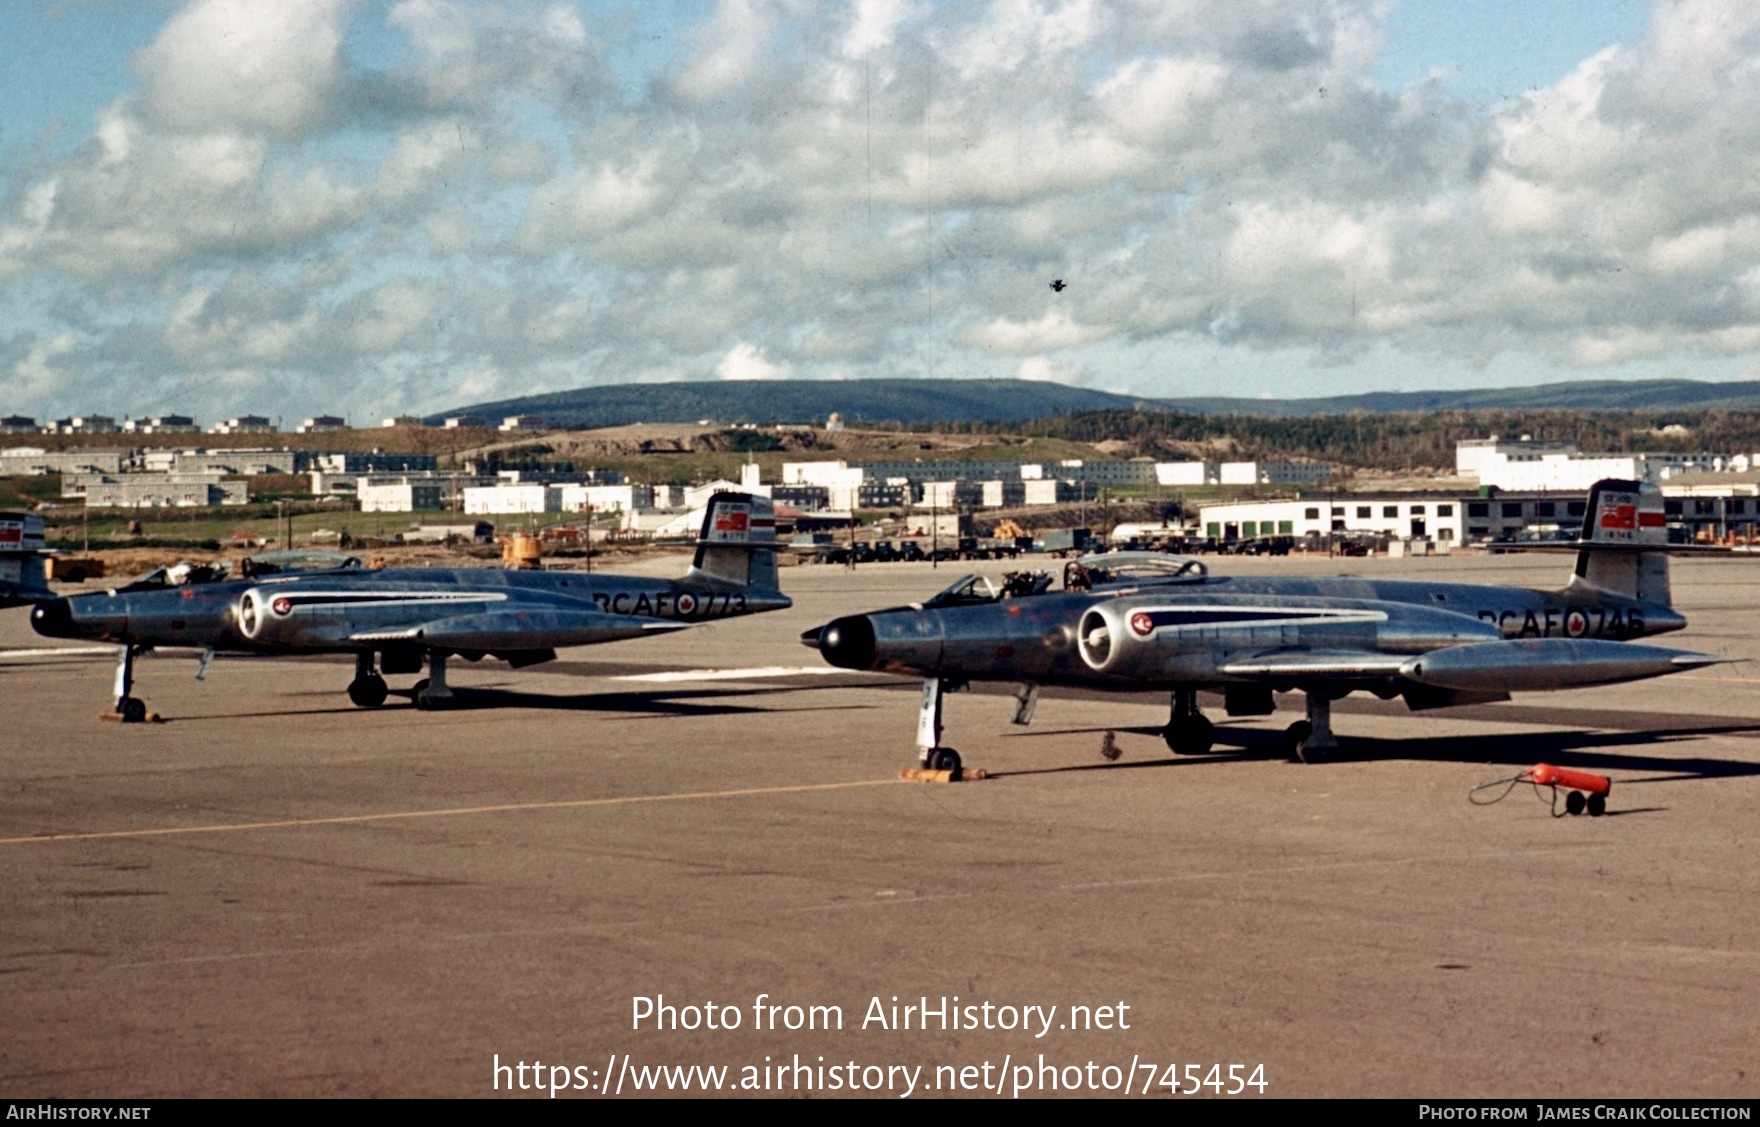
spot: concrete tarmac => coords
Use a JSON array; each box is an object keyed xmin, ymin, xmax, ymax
[{"xmin": 1, "ymin": 551, "xmax": 1758, "ymax": 1098}]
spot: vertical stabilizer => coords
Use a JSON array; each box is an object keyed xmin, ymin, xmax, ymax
[
  {"xmin": 0, "ymin": 511, "xmax": 54, "ymax": 608},
  {"xmin": 691, "ymin": 492, "xmax": 781, "ymax": 591},
  {"xmin": 1571, "ymin": 479, "xmax": 1671, "ymax": 605}
]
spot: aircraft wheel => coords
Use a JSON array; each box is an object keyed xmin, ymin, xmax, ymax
[
  {"xmin": 1565, "ymin": 790, "xmax": 1587, "ymax": 816},
  {"xmin": 1587, "ymin": 793, "xmax": 1606, "ymax": 817},
  {"xmin": 1164, "ymin": 715, "xmax": 1215, "ymax": 756},
  {"xmin": 348, "ymin": 675, "xmax": 388, "ymax": 708},
  {"xmin": 411, "ymin": 678, "xmax": 430, "ymax": 710},
  {"xmin": 1284, "ymin": 721, "xmax": 1317, "ymax": 763},
  {"xmin": 929, "ymin": 748, "xmax": 962, "ymax": 778},
  {"xmin": 119, "ymin": 697, "xmax": 148, "ymax": 724}
]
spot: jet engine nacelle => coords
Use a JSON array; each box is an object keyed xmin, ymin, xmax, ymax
[
  {"xmin": 238, "ymin": 586, "xmax": 330, "ymax": 644},
  {"xmin": 1077, "ymin": 596, "xmax": 1500, "ymax": 679},
  {"xmin": 1398, "ymin": 637, "xmax": 1715, "ymax": 692}
]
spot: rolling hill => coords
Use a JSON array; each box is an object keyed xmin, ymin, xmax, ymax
[{"xmin": 436, "ymin": 377, "xmax": 1760, "ymax": 429}]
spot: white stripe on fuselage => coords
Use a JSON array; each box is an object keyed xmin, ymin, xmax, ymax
[{"xmin": 274, "ymin": 591, "xmax": 510, "ymax": 610}]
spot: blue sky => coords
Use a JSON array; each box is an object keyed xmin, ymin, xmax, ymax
[{"xmin": 4, "ymin": 0, "xmax": 1757, "ymax": 424}]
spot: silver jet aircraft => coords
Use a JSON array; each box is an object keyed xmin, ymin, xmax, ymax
[
  {"xmin": 803, "ymin": 479, "xmax": 1722, "ymax": 769},
  {"xmin": 32, "ymin": 492, "xmax": 789, "ymax": 720}
]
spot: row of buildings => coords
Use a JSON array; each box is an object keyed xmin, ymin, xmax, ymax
[
  {"xmin": 0, "ymin": 414, "xmax": 546, "ymax": 436},
  {"xmin": 1455, "ymin": 437, "xmax": 1757, "ymax": 491},
  {"xmin": 1199, "ymin": 482, "xmax": 1760, "ymax": 548},
  {"xmin": 13, "ymin": 428, "xmax": 1760, "ymax": 545},
  {"xmin": 775, "ymin": 458, "xmax": 1332, "ymax": 511}
]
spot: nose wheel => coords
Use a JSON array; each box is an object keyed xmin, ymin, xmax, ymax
[{"xmin": 106, "ymin": 644, "xmax": 154, "ymax": 723}]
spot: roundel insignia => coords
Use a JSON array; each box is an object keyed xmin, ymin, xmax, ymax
[
  {"xmin": 1130, "ymin": 612, "xmax": 1154, "ymax": 636},
  {"xmin": 271, "ymin": 597, "xmax": 293, "ymax": 617},
  {"xmin": 676, "ymin": 593, "xmax": 697, "ymax": 615},
  {"xmin": 1564, "ymin": 609, "xmax": 1588, "ymax": 637}
]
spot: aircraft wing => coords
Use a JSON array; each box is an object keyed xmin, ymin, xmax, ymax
[
  {"xmin": 346, "ymin": 609, "xmax": 691, "ymax": 650},
  {"xmin": 1218, "ymin": 638, "xmax": 1722, "ymax": 691},
  {"xmin": 1217, "ymin": 650, "xmax": 1410, "ymax": 680}
]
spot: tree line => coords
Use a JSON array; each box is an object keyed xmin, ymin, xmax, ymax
[{"xmin": 961, "ymin": 409, "xmax": 1760, "ymax": 473}]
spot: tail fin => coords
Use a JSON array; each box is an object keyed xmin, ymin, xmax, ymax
[
  {"xmin": 1569, "ymin": 479, "xmax": 1672, "ymax": 605},
  {"xmin": 0, "ymin": 511, "xmax": 54, "ymax": 609},
  {"xmin": 690, "ymin": 492, "xmax": 781, "ymax": 591}
]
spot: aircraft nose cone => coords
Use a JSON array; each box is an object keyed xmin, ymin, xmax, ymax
[
  {"xmin": 816, "ymin": 616, "xmax": 877, "ymax": 670},
  {"xmin": 30, "ymin": 598, "xmax": 74, "ymax": 638}
]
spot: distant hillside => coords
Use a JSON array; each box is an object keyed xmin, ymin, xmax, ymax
[
  {"xmin": 438, "ymin": 377, "xmax": 1760, "ymax": 428},
  {"xmin": 434, "ymin": 379, "xmax": 1158, "ymax": 429},
  {"xmin": 1157, "ymin": 379, "xmax": 1760, "ymax": 416}
]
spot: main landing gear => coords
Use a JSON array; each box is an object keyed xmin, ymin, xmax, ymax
[
  {"xmin": 1283, "ymin": 692, "xmax": 1339, "ymax": 764},
  {"xmin": 346, "ymin": 651, "xmax": 389, "ymax": 708},
  {"xmin": 344, "ymin": 649, "xmax": 452, "ymax": 710},
  {"xmin": 1163, "ymin": 689, "xmax": 1215, "ymax": 755},
  {"xmin": 1162, "ymin": 689, "xmax": 1341, "ymax": 763},
  {"xmin": 410, "ymin": 651, "xmax": 454, "ymax": 711}
]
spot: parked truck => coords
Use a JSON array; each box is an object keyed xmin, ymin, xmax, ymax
[{"xmin": 1036, "ymin": 528, "xmax": 1094, "ymax": 558}]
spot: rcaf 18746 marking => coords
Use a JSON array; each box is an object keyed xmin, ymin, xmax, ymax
[{"xmin": 1477, "ymin": 606, "xmax": 1642, "ymax": 639}]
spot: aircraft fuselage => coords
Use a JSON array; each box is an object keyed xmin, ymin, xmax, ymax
[
  {"xmin": 33, "ymin": 566, "xmax": 791, "ymax": 655},
  {"xmin": 814, "ymin": 574, "xmax": 1684, "ymax": 690}
]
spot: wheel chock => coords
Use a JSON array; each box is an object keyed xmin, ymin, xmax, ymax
[
  {"xmin": 898, "ymin": 767, "xmax": 989, "ymax": 783},
  {"xmin": 99, "ymin": 711, "xmax": 162, "ymax": 723}
]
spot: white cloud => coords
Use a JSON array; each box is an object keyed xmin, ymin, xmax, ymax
[
  {"xmin": 8, "ymin": 1, "xmax": 1760, "ymax": 422},
  {"xmin": 968, "ymin": 310, "xmax": 1110, "ymax": 354},
  {"xmin": 135, "ymin": 0, "xmax": 352, "ymax": 138},
  {"xmin": 716, "ymin": 343, "xmax": 791, "ymax": 380}
]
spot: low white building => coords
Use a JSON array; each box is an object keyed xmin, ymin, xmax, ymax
[
  {"xmin": 1155, "ymin": 461, "xmax": 1216, "ymax": 486},
  {"xmin": 48, "ymin": 415, "xmax": 117, "ymax": 435},
  {"xmin": 1023, "ymin": 479, "xmax": 1082, "ymax": 505},
  {"xmin": 1, "ymin": 449, "xmax": 125, "ymax": 475},
  {"xmin": 1218, "ymin": 461, "xmax": 1333, "ymax": 485},
  {"xmin": 463, "ymin": 484, "xmax": 560, "ymax": 514},
  {"xmin": 82, "ymin": 473, "xmax": 248, "ymax": 508},
  {"xmin": 122, "ymin": 414, "xmax": 198, "ymax": 434},
  {"xmin": 208, "ymin": 415, "xmax": 275, "ymax": 435},
  {"xmin": 1459, "ymin": 438, "xmax": 1726, "ymax": 491},
  {"xmin": 359, "ymin": 480, "xmax": 447, "ymax": 512},
  {"xmin": 556, "ymin": 484, "xmax": 655, "ymax": 514},
  {"xmin": 684, "ymin": 479, "xmax": 750, "ymax": 508},
  {"xmin": 1200, "ymin": 496, "xmax": 1465, "ymax": 543}
]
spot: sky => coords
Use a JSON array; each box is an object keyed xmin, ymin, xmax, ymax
[{"xmin": 2, "ymin": 0, "xmax": 1756, "ymax": 426}]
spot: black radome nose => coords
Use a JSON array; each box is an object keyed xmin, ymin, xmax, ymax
[
  {"xmin": 816, "ymin": 616, "xmax": 877, "ymax": 670},
  {"xmin": 30, "ymin": 598, "xmax": 74, "ymax": 638}
]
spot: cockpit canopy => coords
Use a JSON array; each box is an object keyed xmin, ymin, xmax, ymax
[
  {"xmin": 238, "ymin": 550, "xmax": 363, "ymax": 578},
  {"xmin": 121, "ymin": 550, "xmax": 362, "ymax": 592},
  {"xmin": 917, "ymin": 553, "xmax": 1206, "ymax": 607},
  {"xmin": 922, "ymin": 573, "xmax": 1002, "ymax": 608},
  {"xmin": 1066, "ymin": 552, "xmax": 1207, "ymax": 591}
]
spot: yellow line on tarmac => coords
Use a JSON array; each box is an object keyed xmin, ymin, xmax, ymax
[{"xmin": 0, "ymin": 778, "xmax": 904, "ymax": 847}]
